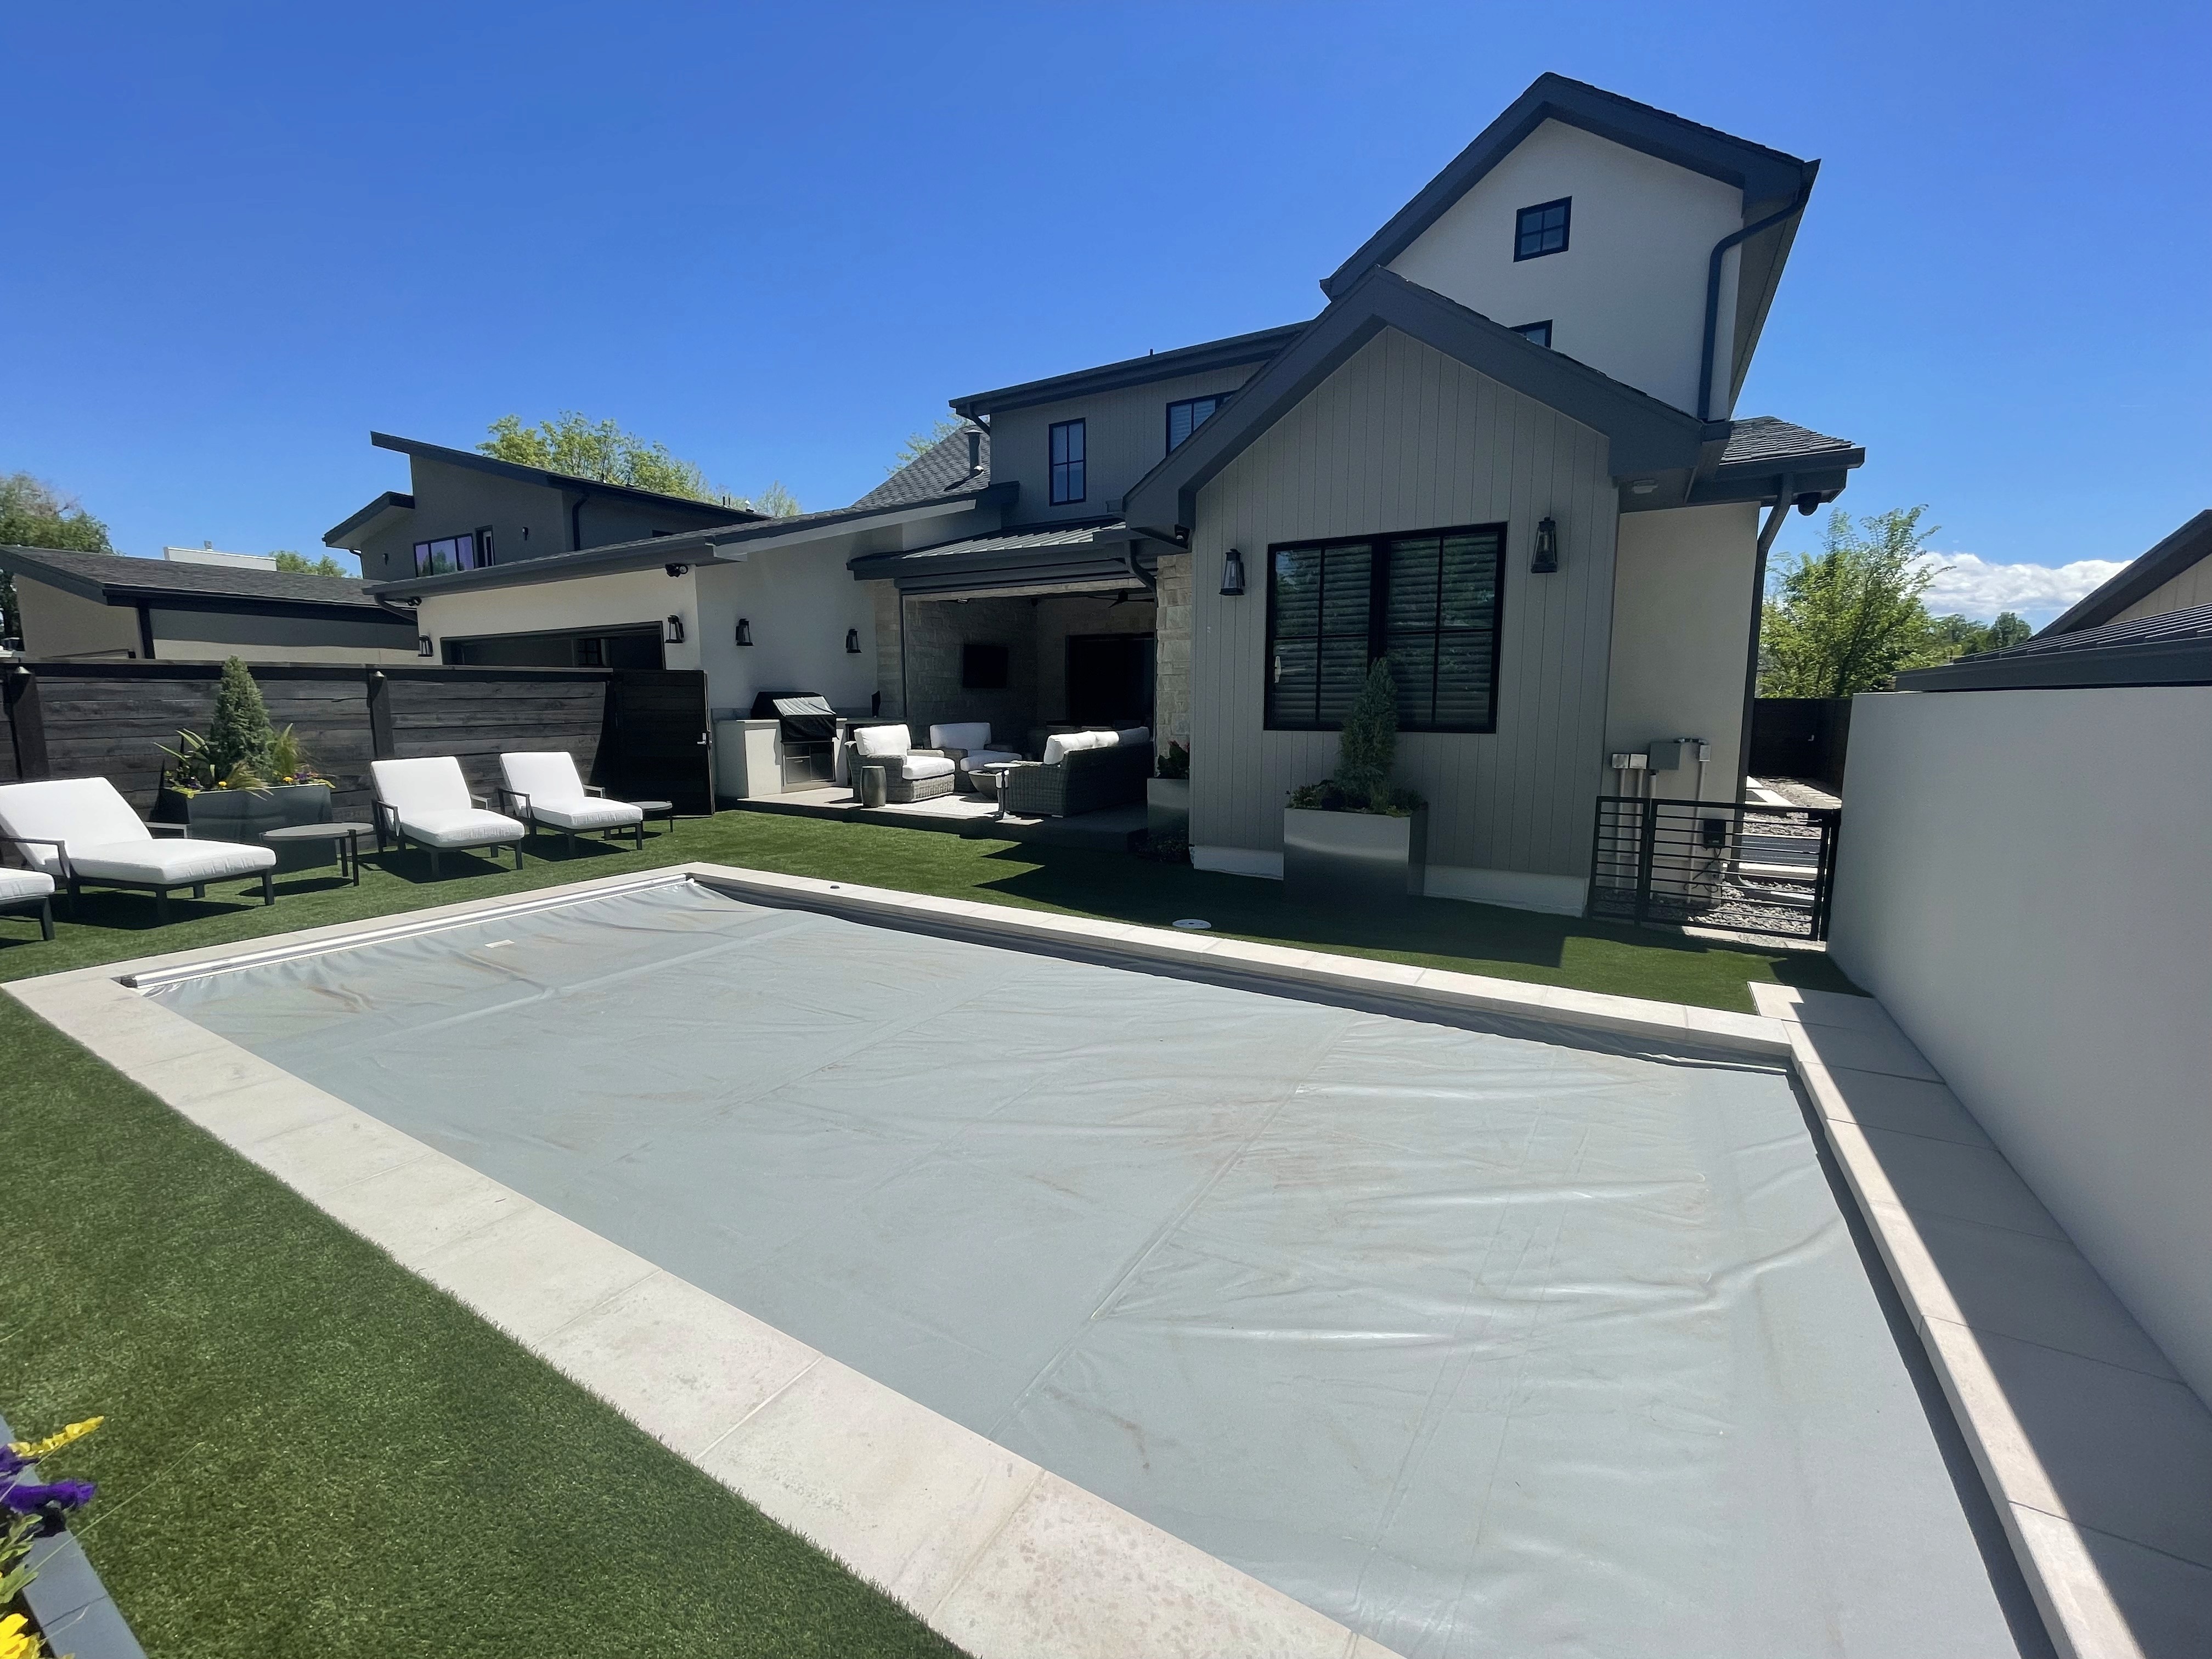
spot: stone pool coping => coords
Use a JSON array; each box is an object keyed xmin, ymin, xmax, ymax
[{"xmin": 15, "ymin": 860, "xmax": 2180, "ymax": 1657}]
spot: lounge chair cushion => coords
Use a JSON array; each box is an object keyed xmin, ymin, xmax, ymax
[
  {"xmin": 529, "ymin": 798, "xmax": 645, "ymax": 832},
  {"xmin": 929, "ymin": 722, "xmax": 993, "ymax": 751},
  {"xmin": 957, "ymin": 749, "xmax": 1022, "ymax": 774},
  {"xmin": 894, "ymin": 754, "xmax": 956, "ymax": 782},
  {"xmin": 852, "ymin": 725, "xmax": 912, "ymax": 760},
  {"xmin": 0, "ymin": 868, "xmax": 56, "ymax": 901},
  {"xmin": 0, "ymin": 777, "xmax": 159, "ymax": 873},
  {"xmin": 397, "ymin": 808, "xmax": 527, "ymax": 849},
  {"xmin": 68, "ymin": 838, "xmax": 275, "ymax": 884},
  {"xmin": 499, "ymin": 751, "xmax": 590, "ymax": 807},
  {"xmin": 371, "ymin": 757, "xmax": 475, "ymax": 819}
]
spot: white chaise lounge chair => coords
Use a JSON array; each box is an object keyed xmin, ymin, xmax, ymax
[
  {"xmin": 370, "ymin": 757, "xmax": 526, "ymax": 877},
  {"xmin": 0, "ymin": 777, "xmax": 276, "ymax": 923},
  {"xmin": 0, "ymin": 866, "xmax": 57, "ymax": 940},
  {"xmin": 496, "ymin": 752, "xmax": 645, "ymax": 854}
]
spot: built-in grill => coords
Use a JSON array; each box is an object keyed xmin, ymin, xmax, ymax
[{"xmin": 751, "ymin": 691, "xmax": 840, "ymax": 789}]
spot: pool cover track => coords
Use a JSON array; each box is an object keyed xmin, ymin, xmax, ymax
[{"xmin": 8, "ymin": 865, "xmax": 2162, "ymax": 1658}]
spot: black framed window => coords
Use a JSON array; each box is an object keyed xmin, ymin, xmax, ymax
[
  {"xmin": 1048, "ymin": 419, "xmax": 1086, "ymax": 505},
  {"xmin": 1512, "ymin": 319, "xmax": 1553, "ymax": 347},
  {"xmin": 1514, "ymin": 197, "xmax": 1571, "ymax": 260},
  {"xmin": 412, "ymin": 531, "xmax": 485, "ymax": 577},
  {"xmin": 1266, "ymin": 524, "xmax": 1505, "ymax": 732},
  {"xmin": 1166, "ymin": 394, "xmax": 1227, "ymax": 453}
]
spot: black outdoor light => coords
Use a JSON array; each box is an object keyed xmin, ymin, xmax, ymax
[
  {"xmin": 415, "ymin": 635, "xmax": 434, "ymax": 658},
  {"xmin": 735, "ymin": 617, "xmax": 753, "ymax": 646},
  {"xmin": 1220, "ymin": 546, "xmax": 1247, "ymax": 597},
  {"xmin": 845, "ymin": 627, "xmax": 862, "ymax": 654},
  {"xmin": 664, "ymin": 614, "xmax": 686, "ymax": 646},
  {"xmin": 1531, "ymin": 517, "xmax": 1559, "ymax": 574}
]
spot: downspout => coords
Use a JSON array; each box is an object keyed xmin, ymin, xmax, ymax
[
  {"xmin": 1736, "ymin": 474, "xmax": 1797, "ymax": 802},
  {"xmin": 1697, "ymin": 173, "xmax": 1815, "ymax": 421}
]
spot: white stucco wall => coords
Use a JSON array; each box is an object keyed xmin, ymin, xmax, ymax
[
  {"xmin": 1829, "ymin": 686, "xmax": 2212, "ymax": 1404},
  {"xmin": 416, "ymin": 567, "xmax": 703, "ymax": 672},
  {"xmin": 1387, "ymin": 119, "xmax": 1746, "ymax": 416},
  {"xmin": 692, "ymin": 549, "xmax": 877, "ymax": 715},
  {"xmin": 1604, "ymin": 503, "xmax": 1759, "ymax": 798}
]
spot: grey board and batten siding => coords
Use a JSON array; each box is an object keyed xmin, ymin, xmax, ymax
[
  {"xmin": 0, "ymin": 663, "xmax": 712, "ymax": 817},
  {"xmin": 1189, "ymin": 329, "xmax": 1620, "ymax": 881}
]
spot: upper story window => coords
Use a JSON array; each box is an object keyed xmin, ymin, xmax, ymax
[
  {"xmin": 413, "ymin": 527, "xmax": 492, "ymax": 577},
  {"xmin": 1049, "ymin": 419, "xmax": 1086, "ymax": 505},
  {"xmin": 1166, "ymin": 394, "xmax": 1228, "ymax": 453},
  {"xmin": 1266, "ymin": 524, "xmax": 1505, "ymax": 733},
  {"xmin": 1514, "ymin": 198, "xmax": 1571, "ymax": 261},
  {"xmin": 1513, "ymin": 320, "xmax": 1553, "ymax": 348}
]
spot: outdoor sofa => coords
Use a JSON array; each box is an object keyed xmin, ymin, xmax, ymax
[
  {"xmin": 0, "ymin": 776, "xmax": 276, "ymax": 923},
  {"xmin": 927, "ymin": 723, "xmax": 1025, "ymax": 789},
  {"xmin": 371, "ymin": 757, "xmax": 527, "ymax": 876},
  {"xmin": 0, "ymin": 866, "xmax": 57, "ymax": 940},
  {"xmin": 496, "ymin": 751, "xmax": 646, "ymax": 853},
  {"xmin": 848, "ymin": 724, "xmax": 957, "ymax": 804},
  {"xmin": 1001, "ymin": 727, "xmax": 1153, "ymax": 818}
]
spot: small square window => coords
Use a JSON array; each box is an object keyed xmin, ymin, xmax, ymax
[
  {"xmin": 1166, "ymin": 394, "xmax": 1227, "ymax": 453},
  {"xmin": 1513, "ymin": 320, "xmax": 1553, "ymax": 348},
  {"xmin": 1514, "ymin": 198, "xmax": 1571, "ymax": 261},
  {"xmin": 1049, "ymin": 419, "xmax": 1086, "ymax": 505}
]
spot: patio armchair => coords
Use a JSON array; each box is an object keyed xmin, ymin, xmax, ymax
[
  {"xmin": 1001, "ymin": 727, "xmax": 1153, "ymax": 819},
  {"xmin": 496, "ymin": 751, "xmax": 646, "ymax": 854},
  {"xmin": 0, "ymin": 776, "xmax": 276, "ymax": 923},
  {"xmin": 0, "ymin": 866, "xmax": 57, "ymax": 940},
  {"xmin": 927, "ymin": 723, "xmax": 1025, "ymax": 789},
  {"xmin": 847, "ymin": 724, "xmax": 956, "ymax": 804},
  {"xmin": 370, "ymin": 757, "xmax": 527, "ymax": 877}
]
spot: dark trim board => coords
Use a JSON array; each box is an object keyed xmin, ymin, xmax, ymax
[{"xmin": 951, "ymin": 323, "xmax": 1306, "ymax": 418}]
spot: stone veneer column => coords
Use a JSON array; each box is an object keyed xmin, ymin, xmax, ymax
[
  {"xmin": 1153, "ymin": 552, "xmax": 1192, "ymax": 746},
  {"xmin": 870, "ymin": 584, "xmax": 903, "ymax": 718}
]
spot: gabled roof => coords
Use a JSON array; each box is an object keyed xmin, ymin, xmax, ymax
[
  {"xmin": 1897, "ymin": 600, "xmax": 2212, "ymax": 691},
  {"xmin": 850, "ymin": 424, "xmax": 992, "ymax": 510},
  {"xmin": 1122, "ymin": 267, "xmax": 1719, "ymax": 533},
  {"xmin": 950, "ymin": 323, "xmax": 1307, "ymax": 419},
  {"xmin": 365, "ymin": 432, "xmax": 770, "ymax": 524},
  {"xmin": 2042, "ymin": 510, "xmax": 2212, "ymax": 635},
  {"xmin": 0, "ymin": 545, "xmax": 399, "ymax": 619}
]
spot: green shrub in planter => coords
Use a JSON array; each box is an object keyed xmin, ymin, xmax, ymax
[{"xmin": 1286, "ymin": 658, "xmax": 1424, "ymax": 816}]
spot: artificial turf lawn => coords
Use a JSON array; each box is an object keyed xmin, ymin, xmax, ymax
[{"xmin": 0, "ymin": 809, "xmax": 1857, "ymax": 1655}]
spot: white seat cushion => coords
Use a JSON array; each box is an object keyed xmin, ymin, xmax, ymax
[
  {"xmin": 895, "ymin": 755, "xmax": 956, "ymax": 782},
  {"xmin": 499, "ymin": 751, "xmax": 590, "ymax": 809},
  {"xmin": 853, "ymin": 725, "xmax": 912, "ymax": 760},
  {"xmin": 530, "ymin": 798, "xmax": 645, "ymax": 832},
  {"xmin": 929, "ymin": 722, "xmax": 992, "ymax": 751},
  {"xmin": 957, "ymin": 749, "xmax": 1022, "ymax": 773},
  {"xmin": 398, "ymin": 808, "xmax": 526, "ymax": 849},
  {"xmin": 0, "ymin": 867, "xmax": 56, "ymax": 901},
  {"xmin": 69, "ymin": 838, "xmax": 275, "ymax": 884},
  {"xmin": 1042, "ymin": 731, "xmax": 1106, "ymax": 765},
  {"xmin": 0, "ymin": 777, "xmax": 155, "ymax": 874},
  {"xmin": 372, "ymin": 757, "xmax": 475, "ymax": 818}
]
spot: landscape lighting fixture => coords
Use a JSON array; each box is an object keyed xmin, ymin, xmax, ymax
[
  {"xmin": 1220, "ymin": 547, "xmax": 1246, "ymax": 597},
  {"xmin": 1531, "ymin": 517, "xmax": 1559, "ymax": 574},
  {"xmin": 735, "ymin": 617, "xmax": 753, "ymax": 646}
]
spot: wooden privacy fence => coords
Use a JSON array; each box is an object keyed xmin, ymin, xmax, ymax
[
  {"xmin": 1, "ymin": 662, "xmax": 712, "ymax": 816},
  {"xmin": 1748, "ymin": 697, "xmax": 1853, "ymax": 793}
]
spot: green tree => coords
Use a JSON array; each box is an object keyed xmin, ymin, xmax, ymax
[
  {"xmin": 888, "ymin": 418, "xmax": 963, "ymax": 474},
  {"xmin": 206, "ymin": 656, "xmax": 275, "ymax": 779},
  {"xmin": 271, "ymin": 549, "xmax": 352, "ymax": 577},
  {"xmin": 1984, "ymin": 611, "xmax": 2032, "ymax": 651},
  {"xmin": 752, "ymin": 481, "xmax": 803, "ymax": 518},
  {"xmin": 1921, "ymin": 609, "xmax": 2033, "ymax": 662},
  {"xmin": 1, "ymin": 472, "xmax": 114, "ymax": 641},
  {"xmin": 1759, "ymin": 506, "xmax": 1943, "ymax": 697},
  {"xmin": 481, "ymin": 413, "xmax": 753, "ymax": 509},
  {"xmin": 1333, "ymin": 656, "xmax": 1401, "ymax": 805}
]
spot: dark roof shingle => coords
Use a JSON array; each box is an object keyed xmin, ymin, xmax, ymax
[
  {"xmin": 850, "ymin": 425, "xmax": 991, "ymax": 510},
  {"xmin": 1718, "ymin": 416, "xmax": 1858, "ymax": 468},
  {"xmin": 0, "ymin": 545, "xmax": 391, "ymax": 609}
]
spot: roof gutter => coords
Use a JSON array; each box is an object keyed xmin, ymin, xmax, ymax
[{"xmin": 1697, "ymin": 170, "xmax": 1814, "ymax": 421}]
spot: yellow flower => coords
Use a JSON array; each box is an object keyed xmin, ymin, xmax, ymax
[
  {"xmin": 0, "ymin": 1611, "xmax": 41, "ymax": 1659},
  {"xmin": 7, "ymin": 1415, "xmax": 103, "ymax": 1460}
]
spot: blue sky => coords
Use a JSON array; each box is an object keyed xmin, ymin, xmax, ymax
[{"xmin": 6, "ymin": 1, "xmax": 2205, "ymax": 621}]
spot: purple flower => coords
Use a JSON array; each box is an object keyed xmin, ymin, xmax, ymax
[
  {"xmin": 0, "ymin": 1448, "xmax": 26, "ymax": 1479},
  {"xmin": 0, "ymin": 1479, "xmax": 95, "ymax": 1514}
]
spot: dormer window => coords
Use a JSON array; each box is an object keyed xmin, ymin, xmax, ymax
[
  {"xmin": 1513, "ymin": 320, "xmax": 1553, "ymax": 348},
  {"xmin": 1514, "ymin": 198, "xmax": 1571, "ymax": 261}
]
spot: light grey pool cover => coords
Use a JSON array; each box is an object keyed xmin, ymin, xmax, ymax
[{"xmin": 153, "ymin": 881, "xmax": 2023, "ymax": 1657}]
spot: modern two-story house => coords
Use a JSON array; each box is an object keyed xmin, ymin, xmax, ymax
[{"xmin": 332, "ymin": 73, "xmax": 1863, "ymax": 914}]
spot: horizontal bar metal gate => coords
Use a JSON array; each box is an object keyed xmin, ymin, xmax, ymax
[{"xmin": 1588, "ymin": 795, "xmax": 1841, "ymax": 940}]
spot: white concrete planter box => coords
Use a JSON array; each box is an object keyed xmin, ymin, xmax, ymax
[
  {"xmin": 1146, "ymin": 777, "xmax": 1190, "ymax": 837},
  {"xmin": 1283, "ymin": 804, "xmax": 1427, "ymax": 904}
]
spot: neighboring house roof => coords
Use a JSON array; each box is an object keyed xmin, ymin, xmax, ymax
[
  {"xmin": 1322, "ymin": 73, "xmax": 1818, "ymax": 420},
  {"xmin": 847, "ymin": 519, "xmax": 1140, "ymax": 595},
  {"xmin": 2041, "ymin": 510, "xmax": 2212, "ymax": 636},
  {"xmin": 0, "ymin": 544, "xmax": 404, "ymax": 623},
  {"xmin": 850, "ymin": 424, "xmax": 992, "ymax": 510},
  {"xmin": 950, "ymin": 323, "xmax": 1308, "ymax": 419},
  {"xmin": 1896, "ymin": 600, "xmax": 2212, "ymax": 692}
]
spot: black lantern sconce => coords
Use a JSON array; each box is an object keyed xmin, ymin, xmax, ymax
[
  {"xmin": 734, "ymin": 617, "xmax": 753, "ymax": 647},
  {"xmin": 1530, "ymin": 517, "xmax": 1559, "ymax": 574},
  {"xmin": 845, "ymin": 627, "xmax": 862, "ymax": 654},
  {"xmin": 416, "ymin": 635, "xmax": 434, "ymax": 658},
  {"xmin": 1220, "ymin": 546, "xmax": 1247, "ymax": 597},
  {"xmin": 664, "ymin": 614, "xmax": 686, "ymax": 646}
]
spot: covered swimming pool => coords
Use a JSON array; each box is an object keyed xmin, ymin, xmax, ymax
[{"xmin": 148, "ymin": 878, "xmax": 2028, "ymax": 1657}]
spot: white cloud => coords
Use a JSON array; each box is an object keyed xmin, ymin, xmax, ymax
[{"xmin": 1910, "ymin": 551, "xmax": 2126, "ymax": 622}]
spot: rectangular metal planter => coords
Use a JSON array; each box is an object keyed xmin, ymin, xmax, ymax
[
  {"xmin": 1283, "ymin": 804, "xmax": 1427, "ymax": 905},
  {"xmin": 1146, "ymin": 777, "xmax": 1190, "ymax": 838},
  {"xmin": 184, "ymin": 782, "xmax": 335, "ymax": 873}
]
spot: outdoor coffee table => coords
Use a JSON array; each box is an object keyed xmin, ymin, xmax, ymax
[
  {"xmin": 975, "ymin": 762, "xmax": 1026, "ymax": 819},
  {"xmin": 628, "ymin": 799, "xmax": 677, "ymax": 834},
  {"xmin": 261, "ymin": 821, "xmax": 374, "ymax": 885}
]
